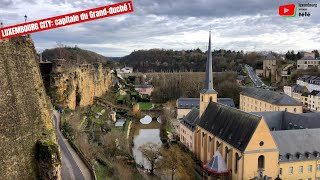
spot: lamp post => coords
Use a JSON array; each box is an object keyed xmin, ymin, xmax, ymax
[{"xmin": 24, "ymin": 15, "xmax": 27, "ymax": 23}]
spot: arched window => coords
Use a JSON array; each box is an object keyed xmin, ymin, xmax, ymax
[
  {"xmin": 294, "ymin": 108, "xmax": 296, "ymax": 113},
  {"xmin": 210, "ymin": 96, "xmax": 213, "ymax": 102},
  {"xmin": 201, "ymin": 96, "xmax": 204, "ymax": 102},
  {"xmin": 258, "ymin": 155, "xmax": 265, "ymax": 169},
  {"xmin": 225, "ymin": 147, "xmax": 228, "ymax": 164},
  {"xmin": 202, "ymin": 132, "xmax": 205, "ymax": 147},
  {"xmin": 208, "ymin": 137, "xmax": 212, "ymax": 152},
  {"xmin": 235, "ymin": 153, "xmax": 239, "ymax": 173},
  {"xmin": 216, "ymin": 141, "xmax": 219, "ymax": 151}
]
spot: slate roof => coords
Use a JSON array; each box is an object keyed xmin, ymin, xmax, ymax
[
  {"xmin": 252, "ymin": 111, "xmax": 320, "ymax": 131},
  {"xmin": 218, "ymin": 98, "xmax": 235, "ymax": 107},
  {"xmin": 181, "ymin": 108, "xmax": 200, "ymax": 131},
  {"xmin": 299, "ymin": 57, "xmax": 319, "ymax": 60},
  {"xmin": 297, "ymin": 75, "xmax": 320, "ymax": 86},
  {"xmin": 265, "ymin": 53, "xmax": 276, "ymax": 60},
  {"xmin": 309, "ymin": 90, "xmax": 320, "ymax": 96},
  {"xmin": 198, "ymin": 102, "xmax": 261, "ymax": 152},
  {"xmin": 292, "ymin": 85, "xmax": 308, "ymax": 93},
  {"xmin": 177, "ymin": 98, "xmax": 200, "ymax": 109},
  {"xmin": 177, "ymin": 98, "xmax": 235, "ymax": 109},
  {"xmin": 272, "ymin": 129, "xmax": 320, "ymax": 162},
  {"xmin": 241, "ymin": 87, "xmax": 302, "ymax": 106}
]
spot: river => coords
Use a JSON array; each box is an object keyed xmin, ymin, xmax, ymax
[{"xmin": 132, "ymin": 115, "xmax": 161, "ymax": 169}]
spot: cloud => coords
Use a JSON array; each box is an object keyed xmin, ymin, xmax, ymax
[
  {"xmin": 0, "ymin": 0, "xmax": 13, "ymax": 9},
  {"xmin": 2, "ymin": 0, "xmax": 320, "ymax": 56}
]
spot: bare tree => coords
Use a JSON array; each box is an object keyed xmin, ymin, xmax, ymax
[
  {"xmin": 138, "ymin": 142, "xmax": 162, "ymax": 175},
  {"xmin": 102, "ymin": 130, "xmax": 129, "ymax": 157},
  {"xmin": 56, "ymin": 41, "xmax": 64, "ymax": 58},
  {"xmin": 159, "ymin": 145, "xmax": 194, "ymax": 180}
]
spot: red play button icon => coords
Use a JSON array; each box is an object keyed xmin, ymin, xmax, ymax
[{"xmin": 279, "ymin": 4, "xmax": 296, "ymax": 16}]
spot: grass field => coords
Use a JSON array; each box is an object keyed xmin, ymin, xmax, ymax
[{"xmin": 138, "ymin": 102, "xmax": 153, "ymax": 110}]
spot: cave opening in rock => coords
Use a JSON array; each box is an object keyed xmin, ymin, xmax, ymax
[{"xmin": 76, "ymin": 86, "xmax": 81, "ymax": 107}]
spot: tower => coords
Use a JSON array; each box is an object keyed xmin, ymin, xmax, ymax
[{"xmin": 199, "ymin": 31, "xmax": 218, "ymax": 117}]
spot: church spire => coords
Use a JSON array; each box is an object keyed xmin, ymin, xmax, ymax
[
  {"xmin": 203, "ymin": 31, "xmax": 215, "ymax": 93},
  {"xmin": 199, "ymin": 31, "xmax": 217, "ymax": 117}
]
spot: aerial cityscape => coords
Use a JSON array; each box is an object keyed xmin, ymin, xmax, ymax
[{"xmin": 1, "ymin": 0, "xmax": 320, "ymax": 180}]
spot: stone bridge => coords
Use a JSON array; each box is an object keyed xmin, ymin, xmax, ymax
[{"xmin": 141, "ymin": 109, "xmax": 163, "ymax": 120}]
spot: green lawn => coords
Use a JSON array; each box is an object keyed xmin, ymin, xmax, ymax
[
  {"xmin": 138, "ymin": 102, "xmax": 153, "ymax": 110},
  {"xmin": 95, "ymin": 163, "xmax": 110, "ymax": 180}
]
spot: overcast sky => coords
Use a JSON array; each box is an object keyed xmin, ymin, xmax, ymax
[{"xmin": 1, "ymin": 0, "xmax": 320, "ymax": 56}]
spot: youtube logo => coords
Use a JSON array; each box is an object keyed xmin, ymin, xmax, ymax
[{"xmin": 279, "ymin": 4, "xmax": 296, "ymax": 17}]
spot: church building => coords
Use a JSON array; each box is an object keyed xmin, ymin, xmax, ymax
[{"xmin": 190, "ymin": 32, "xmax": 320, "ymax": 180}]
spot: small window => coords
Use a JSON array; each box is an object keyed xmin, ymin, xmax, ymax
[
  {"xmin": 299, "ymin": 166, "xmax": 303, "ymax": 173},
  {"xmin": 308, "ymin": 165, "xmax": 312, "ymax": 172},
  {"xmin": 316, "ymin": 164, "xmax": 320, "ymax": 171},
  {"xmin": 289, "ymin": 167, "xmax": 293, "ymax": 174},
  {"xmin": 279, "ymin": 168, "xmax": 282, "ymax": 175}
]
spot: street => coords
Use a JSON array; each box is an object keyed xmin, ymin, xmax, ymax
[
  {"xmin": 53, "ymin": 111, "xmax": 92, "ymax": 180},
  {"xmin": 245, "ymin": 64, "xmax": 266, "ymax": 87}
]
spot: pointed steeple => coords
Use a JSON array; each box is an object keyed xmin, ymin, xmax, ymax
[{"xmin": 202, "ymin": 31, "xmax": 216, "ymax": 93}]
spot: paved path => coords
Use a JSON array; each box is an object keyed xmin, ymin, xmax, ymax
[{"xmin": 53, "ymin": 111, "xmax": 92, "ymax": 180}]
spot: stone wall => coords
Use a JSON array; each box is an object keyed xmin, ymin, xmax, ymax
[
  {"xmin": 50, "ymin": 62, "xmax": 112, "ymax": 110},
  {"xmin": 0, "ymin": 37, "xmax": 60, "ymax": 179}
]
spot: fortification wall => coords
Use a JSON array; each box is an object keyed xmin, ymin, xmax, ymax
[{"xmin": 0, "ymin": 37, "xmax": 60, "ymax": 180}]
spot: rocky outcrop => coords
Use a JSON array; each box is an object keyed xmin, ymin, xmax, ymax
[
  {"xmin": 0, "ymin": 37, "xmax": 60, "ymax": 179},
  {"xmin": 50, "ymin": 60, "xmax": 112, "ymax": 110}
]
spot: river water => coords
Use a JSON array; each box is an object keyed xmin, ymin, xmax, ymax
[{"xmin": 132, "ymin": 115, "xmax": 161, "ymax": 169}]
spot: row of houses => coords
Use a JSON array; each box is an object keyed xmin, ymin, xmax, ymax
[
  {"xmin": 297, "ymin": 53, "xmax": 320, "ymax": 70},
  {"xmin": 284, "ymin": 75, "xmax": 320, "ymax": 112},
  {"xmin": 179, "ymin": 33, "xmax": 320, "ymax": 180}
]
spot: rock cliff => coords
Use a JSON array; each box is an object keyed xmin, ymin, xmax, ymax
[
  {"xmin": 0, "ymin": 37, "xmax": 60, "ymax": 180},
  {"xmin": 50, "ymin": 59, "xmax": 112, "ymax": 110}
]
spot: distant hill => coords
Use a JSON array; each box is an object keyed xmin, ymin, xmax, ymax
[
  {"xmin": 42, "ymin": 46, "xmax": 113, "ymax": 66},
  {"xmin": 119, "ymin": 49, "xmax": 288, "ymax": 73},
  {"xmin": 120, "ymin": 49, "xmax": 207, "ymax": 72},
  {"xmin": 120, "ymin": 49, "xmax": 252, "ymax": 72}
]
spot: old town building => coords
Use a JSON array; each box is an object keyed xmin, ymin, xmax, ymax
[
  {"xmin": 240, "ymin": 87, "xmax": 303, "ymax": 114},
  {"xmin": 181, "ymin": 32, "xmax": 320, "ymax": 180}
]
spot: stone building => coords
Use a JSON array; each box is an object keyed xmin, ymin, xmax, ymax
[
  {"xmin": 297, "ymin": 75, "xmax": 320, "ymax": 92},
  {"xmin": 263, "ymin": 55, "xmax": 279, "ymax": 83},
  {"xmin": 308, "ymin": 90, "xmax": 320, "ymax": 111},
  {"xmin": 240, "ymin": 87, "xmax": 303, "ymax": 114},
  {"xmin": 188, "ymin": 33, "xmax": 320, "ymax": 180},
  {"xmin": 297, "ymin": 52, "xmax": 320, "ymax": 70}
]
